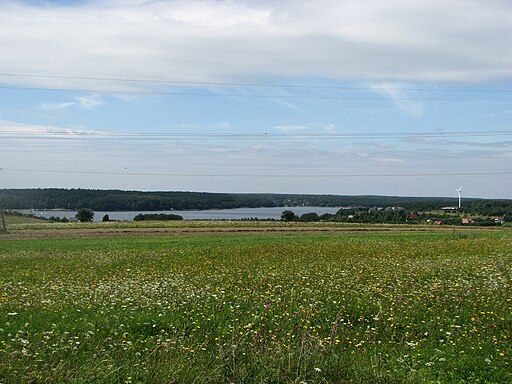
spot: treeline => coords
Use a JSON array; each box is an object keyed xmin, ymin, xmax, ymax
[
  {"xmin": 284, "ymin": 208, "xmax": 508, "ymax": 226},
  {"xmin": 461, "ymin": 199, "xmax": 512, "ymax": 216},
  {"xmin": 0, "ymin": 189, "xmax": 511, "ymax": 216}
]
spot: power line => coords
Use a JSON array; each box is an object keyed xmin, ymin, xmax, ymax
[
  {"xmin": 0, "ymin": 85, "xmax": 510, "ymax": 101},
  {"xmin": 2, "ymin": 168, "xmax": 511, "ymax": 178},
  {"xmin": 0, "ymin": 72, "xmax": 510, "ymax": 93},
  {"xmin": 0, "ymin": 129, "xmax": 511, "ymax": 141}
]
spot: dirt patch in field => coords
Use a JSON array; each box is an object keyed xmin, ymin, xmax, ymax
[{"xmin": 0, "ymin": 225, "xmax": 502, "ymax": 240}]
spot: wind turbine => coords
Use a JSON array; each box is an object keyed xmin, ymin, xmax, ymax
[{"xmin": 456, "ymin": 186, "xmax": 462, "ymax": 208}]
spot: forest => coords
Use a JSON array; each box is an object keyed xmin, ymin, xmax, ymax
[{"xmin": 0, "ymin": 188, "xmax": 511, "ymax": 216}]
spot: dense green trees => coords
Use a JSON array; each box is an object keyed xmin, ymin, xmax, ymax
[
  {"xmin": 0, "ymin": 189, "xmax": 510, "ymax": 217},
  {"xmin": 76, "ymin": 208, "xmax": 94, "ymax": 222},
  {"xmin": 281, "ymin": 210, "xmax": 298, "ymax": 221},
  {"xmin": 133, "ymin": 213, "xmax": 183, "ymax": 221},
  {"xmin": 299, "ymin": 212, "xmax": 320, "ymax": 222},
  {"xmin": 283, "ymin": 208, "xmax": 507, "ymax": 226}
]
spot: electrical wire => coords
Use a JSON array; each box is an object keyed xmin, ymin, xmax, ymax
[
  {"xmin": 1, "ymin": 168, "xmax": 510, "ymax": 178},
  {"xmin": 0, "ymin": 85, "xmax": 511, "ymax": 101},
  {"xmin": 0, "ymin": 129, "xmax": 510, "ymax": 141},
  {"xmin": 0, "ymin": 72, "xmax": 510, "ymax": 93}
]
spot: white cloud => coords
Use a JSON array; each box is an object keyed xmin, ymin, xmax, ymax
[
  {"xmin": 38, "ymin": 95, "xmax": 103, "ymax": 111},
  {"xmin": 372, "ymin": 156, "xmax": 403, "ymax": 163},
  {"xmin": 274, "ymin": 123, "xmax": 338, "ymax": 133},
  {"xmin": 0, "ymin": 118, "xmax": 111, "ymax": 137},
  {"xmin": 274, "ymin": 125, "xmax": 309, "ymax": 133},
  {"xmin": 405, "ymin": 136, "xmax": 512, "ymax": 148},
  {"xmin": 214, "ymin": 121, "xmax": 232, "ymax": 129},
  {"xmin": 75, "ymin": 94, "xmax": 103, "ymax": 109},
  {"xmin": 0, "ymin": 0, "xmax": 510, "ymax": 90},
  {"xmin": 39, "ymin": 101, "xmax": 75, "ymax": 111},
  {"xmin": 324, "ymin": 124, "xmax": 337, "ymax": 133},
  {"xmin": 370, "ymin": 83, "xmax": 423, "ymax": 118},
  {"xmin": 487, "ymin": 109, "xmax": 512, "ymax": 117}
]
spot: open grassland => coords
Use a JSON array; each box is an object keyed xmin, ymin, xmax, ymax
[
  {"xmin": 3, "ymin": 220, "xmax": 509, "ymax": 241},
  {"xmin": 0, "ymin": 230, "xmax": 511, "ymax": 383},
  {"xmin": 3, "ymin": 214, "xmax": 46, "ymax": 225},
  {"xmin": 7, "ymin": 219, "xmax": 511, "ymax": 231}
]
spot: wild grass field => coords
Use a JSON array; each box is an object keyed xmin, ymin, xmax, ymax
[{"xmin": 0, "ymin": 230, "xmax": 510, "ymax": 383}]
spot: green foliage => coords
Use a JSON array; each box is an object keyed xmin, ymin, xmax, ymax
[
  {"xmin": 75, "ymin": 208, "xmax": 94, "ymax": 222},
  {"xmin": 133, "ymin": 213, "xmax": 183, "ymax": 221},
  {"xmin": 2, "ymin": 189, "xmax": 510, "ymax": 215},
  {"xmin": 291, "ymin": 207, "xmax": 506, "ymax": 227},
  {"xmin": 0, "ymin": 232, "xmax": 510, "ymax": 383},
  {"xmin": 299, "ymin": 212, "xmax": 319, "ymax": 222},
  {"xmin": 281, "ymin": 210, "xmax": 298, "ymax": 221},
  {"xmin": 48, "ymin": 216, "xmax": 69, "ymax": 223}
]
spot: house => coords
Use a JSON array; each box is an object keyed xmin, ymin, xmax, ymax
[{"xmin": 495, "ymin": 217, "xmax": 505, "ymax": 224}]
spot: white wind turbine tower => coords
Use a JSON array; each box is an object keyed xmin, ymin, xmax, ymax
[{"xmin": 456, "ymin": 186, "xmax": 462, "ymax": 208}]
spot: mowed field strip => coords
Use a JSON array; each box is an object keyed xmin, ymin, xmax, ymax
[
  {"xmin": 2, "ymin": 220, "xmax": 510, "ymax": 240},
  {"xmin": 0, "ymin": 225, "xmax": 511, "ymax": 383}
]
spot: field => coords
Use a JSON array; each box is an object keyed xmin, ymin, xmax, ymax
[
  {"xmin": 0, "ymin": 224, "xmax": 511, "ymax": 383},
  {"xmin": 3, "ymin": 213, "xmax": 45, "ymax": 225}
]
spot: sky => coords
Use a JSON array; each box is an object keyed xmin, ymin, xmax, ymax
[{"xmin": 0, "ymin": 0, "xmax": 511, "ymax": 198}]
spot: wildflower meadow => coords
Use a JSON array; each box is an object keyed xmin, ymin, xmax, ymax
[{"xmin": 0, "ymin": 231, "xmax": 510, "ymax": 383}]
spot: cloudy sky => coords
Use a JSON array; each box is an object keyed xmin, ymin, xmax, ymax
[{"xmin": 0, "ymin": 0, "xmax": 511, "ymax": 198}]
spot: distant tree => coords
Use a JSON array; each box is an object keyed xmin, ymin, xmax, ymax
[
  {"xmin": 300, "ymin": 212, "xmax": 319, "ymax": 222},
  {"xmin": 281, "ymin": 210, "xmax": 297, "ymax": 221},
  {"xmin": 133, "ymin": 214, "xmax": 145, "ymax": 221},
  {"xmin": 48, "ymin": 216, "xmax": 69, "ymax": 223},
  {"xmin": 133, "ymin": 213, "xmax": 183, "ymax": 221},
  {"xmin": 319, "ymin": 213, "xmax": 335, "ymax": 221},
  {"xmin": 102, "ymin": 214, "xmax": 110, "ymax": 222},
  {"xmin": 76, "ymin": 208, "xmax": 94, "ymax": 222}
]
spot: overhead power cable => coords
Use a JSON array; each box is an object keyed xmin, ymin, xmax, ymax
[
  {"xmin": 0, "ymin": 72, "xmax": 510, "ymax": 93},
  {"xmin": 1, "ymin": 168, "xmax": 511, "ymax": 178},
  {"xmin": 0, "ymin": 85, "xmax": 510, "ymax": 101},
  {"xmin": 0, "ymin": 129, "xmax": 511, "ymax": 141}
]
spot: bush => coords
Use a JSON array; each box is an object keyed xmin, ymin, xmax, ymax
[{"xmin": 133, "ymin": 213, "xmax": 183, "ymax": 221}]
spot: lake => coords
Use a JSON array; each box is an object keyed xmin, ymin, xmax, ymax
[{"xmin": 19, "ymin": 207, "xmax": 344, "ymax": 222}]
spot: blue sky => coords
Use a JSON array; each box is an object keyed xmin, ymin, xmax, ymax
[{"xmin": 0, "ymin": 0, "xmax": 511, "ymax": 198}]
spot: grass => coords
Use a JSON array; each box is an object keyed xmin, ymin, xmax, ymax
[
  {"xmin": 4, "ymin": 218, "xmax": 510, "ymax": 232},
  {"xmin": 4, "ymin": 219, "xmax": 388, "ymax": 230},
  {"xmin": 0, "ymin": 230, "xmax": 511, "ymax": 383},
  {"xmin": 3, "ymin": 214, "xmax": 46, "ymax": 225}
]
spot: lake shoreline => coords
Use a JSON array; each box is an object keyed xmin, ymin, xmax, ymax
[{"xmin": 15, "ymin": 206, "xmax": 346, "ymax": 222}]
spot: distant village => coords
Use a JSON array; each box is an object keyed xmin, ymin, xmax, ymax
[{"xmin": 281, "ymin": 205, "xmax": 508, "ymax": 226}]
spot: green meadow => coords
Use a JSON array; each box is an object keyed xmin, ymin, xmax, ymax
[{"xmin": 0, "ymin": 231, "xmax": 510, "ymax": 383}]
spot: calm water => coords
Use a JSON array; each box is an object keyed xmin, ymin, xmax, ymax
[{"xmin": 19, "ymin": 207, "xmax": 343, "ymax": 222}]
